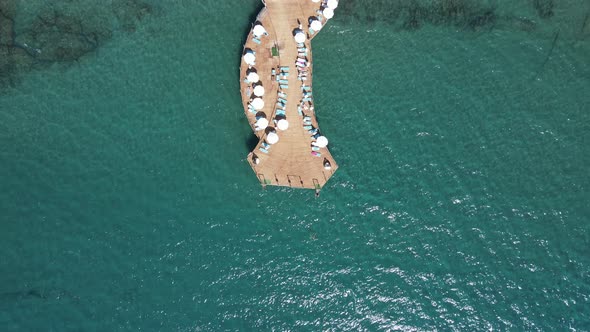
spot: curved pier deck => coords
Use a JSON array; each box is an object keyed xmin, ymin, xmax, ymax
[{"xmin": 240, "ymin": 0, "xmax": 338, "ymax": 190}]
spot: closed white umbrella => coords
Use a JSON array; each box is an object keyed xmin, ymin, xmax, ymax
[
  {"xmin": 316, "ymin": 136, "xmax": 328, "ymax": 148},
  {"xmin": 251, "ymin": 97, "xmax": 264, "ymax": 110},
  {"xmin": 277, "ymin": 119, "xmax": 289, "ymax": 131},
  {"xmin": 310, "ymin": 20, "xmax": 322, "ymax": 31},
  {"xmin": 253, "ymin": 85, "xmax": 265, "ymax": 97},
  {"xmin": 243, "ymin": 52, "xmax": 256, "ymax": 65},
  {"xmin": 323, "ymin": 7, "xmax": 334, "ymax": 19},
  {"xmin": 266, "ymin": 132, "xmax": 279, "ymax": 145},
  {"xmin": 247, "ymin": 72, "xmax": 259, "ymax": 83},
  {"xmin": 255, "ymin": 117, "xmax": 269, "ymax": 130},
  {"xmin": 294, "ymin": 31, "xmax": 306, "ymax": 43},
  {"xmin": 253, "ymin": 24, "xmax": 266, "ymax": 37},
  {"xmin": 327, "ymin": 0, "xmax": 338, "ymax": 9}
]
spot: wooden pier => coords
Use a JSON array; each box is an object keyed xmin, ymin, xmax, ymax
[{"xmin": 240, "ymin": 0, "xmax": 339, "ymax": 190}]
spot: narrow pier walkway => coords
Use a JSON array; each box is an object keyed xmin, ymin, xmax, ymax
[{"xmin": 240, "ymin": 0, "xmax": 339, "ymax": 190}]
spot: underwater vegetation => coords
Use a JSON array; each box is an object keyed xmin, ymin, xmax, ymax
[
  {"xmin": 336, "ymin": 0, "xmax": 581, "ymax": 32},
  {"xmin": 0, "ymin": 0, "xmax": 153, "ymax": 90}
]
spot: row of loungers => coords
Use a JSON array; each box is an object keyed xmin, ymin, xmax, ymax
[
  {"xmin": 301, "ymin": 115, "xmax": 322, "ymax": 157},
  {"xmin": 274, "ymin": 66, "xmax": 289, "ymax": 134},
  {"xmin": 295, "ymin": 43, "xmax": 309, "ymax": 82}
]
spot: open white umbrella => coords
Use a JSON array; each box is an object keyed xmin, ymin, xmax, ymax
[
  {"xmin": 310, "ymin": 20, "xmax": 322, "ymax": 31},
  {"xmin": 243, "ymin": 52, "xmax": 256, "ymax": 65},
  {"xmin": 266, "ymin": 132, "xmax": 279, "ymax": 145},
  {"xmin": 312, "ymin": 0, "xmax": 320, "ymax": 2},
  {"xmin": 247, "ymin": 72, "xmax": 259, "ymax": 83},
  {"xmin": 253, "ymin": 85, "xmax": 265, "ymax": 97},
  {"xmin": 253, "ymin": 24, "xmax": 266, "ymax": 37},
  {"xmin": 323, "ymin": 7, "xmax": 334, "ymax": 19},
  {"xmin": 327, "ymin": 0, "xmax": 338, "ymax": 9},
  {"xmin": 277, "ymin": 119, "xmax": 289, "ymax": 131},
  {"xmin": 251, "ymin": 97, "xmax": 264, "ymax": 110},
  {"xmin": 316, "ymin": 136, "xmax": 328, "ymax": 148},
  {"xmin": 255, "ymin": 117, "xmax": 269, "ymax": 130},
  {"xmin": 294, "ymin": 31, "xmax": 306, "ymax": 43}
]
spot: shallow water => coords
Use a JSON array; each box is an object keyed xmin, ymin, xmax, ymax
[{"xmin": 1, "ymin": 0, "xmax": 589, "ymax": 330}]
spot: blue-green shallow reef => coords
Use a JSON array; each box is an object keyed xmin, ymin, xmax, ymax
[{"xmin": 1, "ymin": 0, "xmax": 589, "ymax": 330}]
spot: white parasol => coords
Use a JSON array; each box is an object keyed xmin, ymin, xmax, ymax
[
  {"xmin": 310, "ymin": 20, "xmax": 322, "ymax": 31},
  {"xmin": 323, "ymin": 7, "xmax": 334, "ymax": 19},
  {"xmin": 247, "ymin": 72, "xmax": 259, "ymax": 83},
  {"xmin": 253, "ymin": 85, "xmax": 265, "ymax": 97},
  {"xmin": 327, "ymin": 0, "xmax": 338, "ymax": 9},
  {"xmin": 294, "ymin": 31, "xmax": 306, "ymax": 43},
  {"xmin": 277, "ymin": 119, "xmax": 289, "ymax": 131},
  {"xmin": 251, "ymin": 97, "xmax": 264, "ymax": 110},
  {"xmin": 266, "ymin": 132, "xmax": 279, "ymax": 145},
  {"xmin": 253, "ymin": 24, "xmax": 266, "ymax": 37},
  {"xmin": 255, "ymin": 117, "xmax": 269, "ymax": 130},
  {"xmin": 243, "ymin": 52, "xmax": 256, "ymax": 65},
  {"xmin": 316, "ymin": 136, "xmax": 328, "ymax": 148}
]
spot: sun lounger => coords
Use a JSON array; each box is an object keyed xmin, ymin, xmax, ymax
[
  {"xmin": 280, "ymin": 84, "xmax": 288, "ymax": 89},
  {"xmin": 312, "ymin": 146, "xmax": 320, "ymax": 151},
  {"xmin": 253, "ymin": 37, "xmax": 261, "ymax": 44},
  {"xmin": 278, "ymin": 92, "xmax": 287, "ymax": 98},
  {"xmin": 280, "ymin": 66, "xmax": 290, "ymax": 72},
  {"xmin": 303, "ymin": 125, "xmax": 312, "ymax": 130},
  {"xmin": 279, "ymin": 79, "xmax": 289, "ymax": 84},
  {"xmin": 311, "ymin": 151, "xmax": 321, "ymax": 157},
  {"xmin": 259, "ymin": 147, "xmax": 269, "ymax": 154},
  {"xmin": 278, "ymin": 97, "xmax": 287, "ymax": 104}
]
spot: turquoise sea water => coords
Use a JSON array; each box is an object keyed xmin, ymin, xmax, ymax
[{"xmin": 1, "ymin": 0, "xmax": 589, "ymax": 330}]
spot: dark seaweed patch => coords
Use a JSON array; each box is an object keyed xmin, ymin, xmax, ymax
[
  {"xmin": 0, "ymin": 0, "xmax": 154, "ymax": 90},
  {"xmin": 533, "ymin": 0, "xmax": 554, "ymax": 19}
]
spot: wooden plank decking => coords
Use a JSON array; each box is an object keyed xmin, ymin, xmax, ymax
[{"xmin": 240, "ymin": 0, "xmax": 338, "ymax": 190}]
